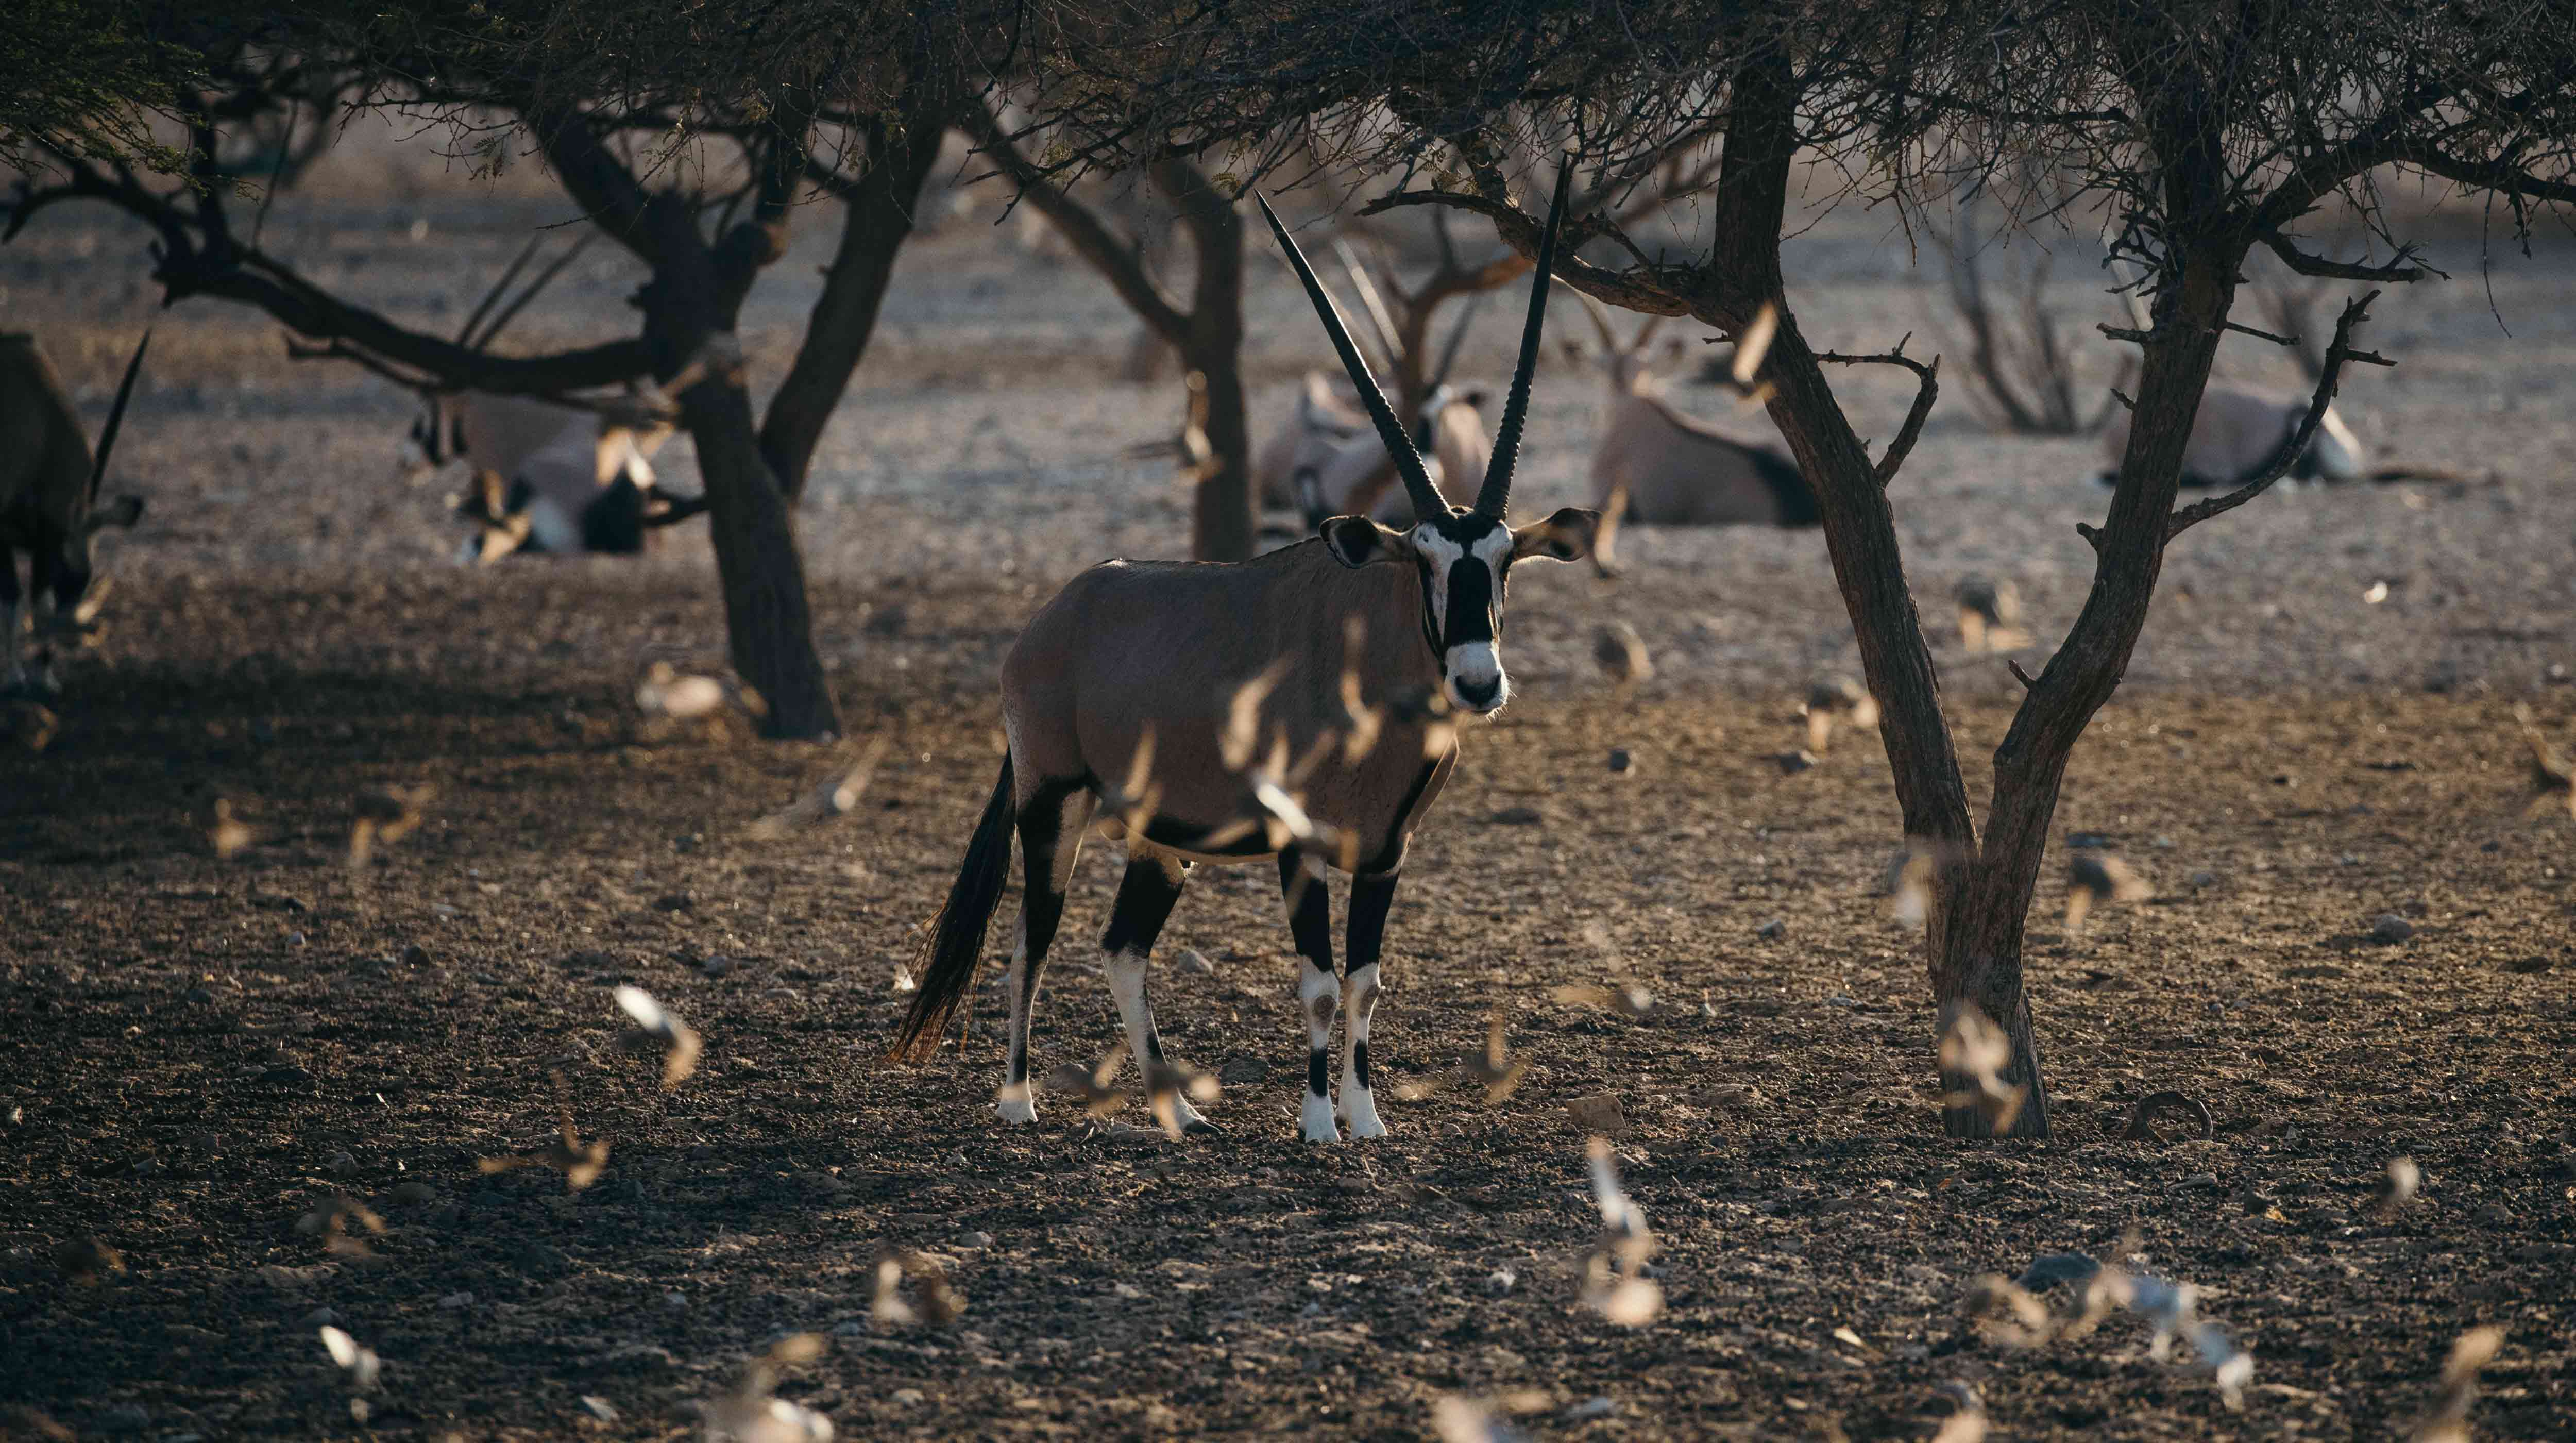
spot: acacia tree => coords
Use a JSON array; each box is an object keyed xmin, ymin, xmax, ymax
[
  {"xmin": 5, "ymin": 10, "xmax": 980, "ymax": 739},
  {"xmin": 1034, "ymin": 0, "xmax": 2576, "ymax": 1136}
]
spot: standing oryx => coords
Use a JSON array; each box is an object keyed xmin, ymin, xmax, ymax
[
  {"xmin": 2095, "ymin": 385, "xmax": 2364, "ymax": 489},
  {"xmin": 2, "ymin": 331, "xmax": 148, "ymax": 695},
  {"xmin": 894, "ymin": 165, "xmax": 1597, "ymax": 1144},
  {"xmin": 1568, "ymin": 292, "xmax": 1817, "ymax": 576},
  {"xmin": 396, "ymin": 232, "xmax": 692, "ymax": 561}
]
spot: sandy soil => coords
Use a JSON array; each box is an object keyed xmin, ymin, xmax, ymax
[{"xmin": 3, "ymin": 173, "xmax": 2573, "ymax": 1440}]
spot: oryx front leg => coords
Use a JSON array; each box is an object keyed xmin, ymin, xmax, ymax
[
  {"xmin": 1280, "ymin": 848, "xmax": 1341, "ymax": 1142},
  {"xmin": 1338, "ymin": 869, "xmax": 1401, "ymax": 1139},
  {"xmin": 0, "ymin": 560, "xmax": 26, "ymax": 695},
  {"xmin": 1101, "ymin": 850, "xmax": 1209, "ymax": 1134},
  {"xmin": 997, "ymin": 781, "xmax": 1093, "ymax": 1126}
]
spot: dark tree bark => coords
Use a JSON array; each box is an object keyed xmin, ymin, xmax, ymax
[
  {"xmin": 536, "ymin": 108, "xmax": 845, "ymax": 741},
  {"xmin": 962, "ymin": 104, "xmax": 1255, "ymax": 560},
  {"xmin": 764, "ymin": 80, "xmax": 955, "ymax": 500}
]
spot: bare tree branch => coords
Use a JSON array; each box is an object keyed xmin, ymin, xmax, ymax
[
  {"xmin": 2259, "ymin": 230, "xmax": 2437, "ymax": 282},
  {"xmin": 1818, "ymin": 340, "xmax": 1941, "ymax": 486},
  {"xmin": 2166, "ymin": 290, "xmax": 2395, "ymax": 541},
  {"xmin": 958, "ymin": 99, "xmax": 1189, "ymax": 342}
]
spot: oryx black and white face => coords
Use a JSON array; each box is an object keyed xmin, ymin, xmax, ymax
[{"xmin": 1323, "ymin": 505, "xmax": 1598, "ymax": 716}]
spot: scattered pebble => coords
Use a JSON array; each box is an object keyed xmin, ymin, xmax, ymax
[
  {"xmin": 1486, "ymin": 1268, "xmax": 1517, "ymax": 1295},
  {"xmin": 303, "ymin": 1306, "xmax": 341, "ymax": 1327},
  {"xmin": 1564, "ymin": 1397, "xmax": 1617, "ymax": 1422},
  {"xmin": 1606, "ymin": 747, "xmax": 1634, "ymax": 775},
  {"xmin": 400, "ymin": 944, "xmax": 429, "ymax": 967},
  {"xmin": 324, "ymin": 1150, "xmax": 358, "ymax": 1175},
  {"xmin": 663, "ymin": 1290, "xmax": 688, "ymax": 1311},
  {"xmin": 95, "ymin": 1403, "xmax": 149, "ymax": 1435},
  {"xmin": 1565, "ymin": 1093, "xmax": 1630, "ymax": 1137},
  {"xmin": 287, "ymin": 931, "xmax": 307, "ymax": 947},
  {"xmin": 185, "ymin": 986, "xmax": 215, "ymax": 1004},
  {"xmin": 1755, "ymin": 918, "xmax": 1786, "ymax": 940},
  {"xmin": 1775, "ymin": 749, "xmax": 1818, "ymax": 775},
  {"xmin": 2189, "ymin": 870, "xmax": 2219, "ymax": 889},
  {"xmin": 1486, "ymin": 805, "xmax": 1545, "ymax": 826},
  {"xmin": 892, "ymin": 1388, "xmax": 926, "ymax": 1406},
  {"xmin": 961, "ymin": 1231, "xmax": 996, "ymax": 1249},
  {"xmin": 701, "ymin": 955, "xmax": 735, "ymax": 979},
  {"xmin": 1218, "ymin": 1056, "xmax": 1267, "ymax": 1085},
  {"xmin": 391, "ymin": 1180, "xmax": 437, "ymax": 1205},
  {"xmin": 2367, "ymin": 914, "xmax": 2415, "ymax": 944},
  {"xmin": 438, "ymin": 1291, "xmax": 475, "ymax": 1309},
  {"xmin": 1176, "ymin": 948, "xmax": 1216, "ymax": 975}
]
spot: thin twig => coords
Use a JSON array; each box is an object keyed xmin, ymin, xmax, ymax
[
  {"xmin": 2008, "ymin": 659, "xmax": 2037, "ymax": 689},
  {"xmin": 1819, "ymin": 339, "xmax": 1941, "ymax": 486},
  {"xmin": 2224, "ymin": 320, "xmax": 2300, "ymax": 348}
]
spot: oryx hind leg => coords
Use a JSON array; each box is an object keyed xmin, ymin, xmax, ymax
[
  {"xmin": 1100, "ymin": 848, "xmax": 1209, "ymax": 1134},
  {"xmin": 1340, "ymin": 866, "xmax": 1401, "ymax": 1139},
  {"xmin": 1279, "ymin": 847, "xmax": 1341, "ymax": 1142},
  {"xmin": 997, "ymin": 779, "xmax": 1095, "ymax": 1126},
  {"xmin": 0, "ymin": 554, "xmax": 23, "ymax": 694}
]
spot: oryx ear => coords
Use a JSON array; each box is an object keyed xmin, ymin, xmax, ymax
[
  {"xmin": 1321, "ymin": 514, "xmax": 1410, "ymax": 568},
  {"xmin": 1510, "ymin": 506, "xmax": 1600, "ymax": 564},
  {"xmin": 85, "ymin": 495, "xmax": 144, "ymax": 533}
]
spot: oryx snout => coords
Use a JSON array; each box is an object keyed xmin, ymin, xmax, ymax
[{"xmin": 1445, "ymin": 640, "xmax": 1508, "ymax": 715}]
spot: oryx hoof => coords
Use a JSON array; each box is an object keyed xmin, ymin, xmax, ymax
[
  {"xmin": 1338, "ymin": 1098, "xmax": 1388, "ymax": 1140},
  {"xmin": 1592, "ymin": 561, "xmax": 1623, "ymax": 581},
  {"xmin": 1300, "ymin": 1093, "xmax": 1341, "ymax": 1144},
  {"xmin": 995, "ymin": 1090, "xmax": 1038, "ymax": 1127}
]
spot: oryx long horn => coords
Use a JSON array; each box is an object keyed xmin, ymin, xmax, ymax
[
  {"xmin": 1426, "ymin": 290, "xmax": 1488, "ymax": 395},
  {"xmin": 1257, "ymin": 194, "xmax": 1448, "ymax": 523},
  {"xmin": 1477, "ymin": 160, "xmax": 1574, "ymax": 519},
  {"xmin": 1331, "ymin": 239, "xmax": 1404, "ymax": 369},
  {"xmin": 458, "ymin": 233, "xmax": 547, "ymax": 346},
  {"xmin": 473, "ymin": 229, "xmax": 600, "ymax": 351},
  {"xmin": 1574, "ymin": 287, "xmax": 1620, "ymax": 350},
  {"xmin": 87, "ymin": 328, "xmax": 152, "ymax": 501}
]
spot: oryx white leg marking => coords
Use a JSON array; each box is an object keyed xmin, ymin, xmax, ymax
[
  {"xmin": 1103, "ymin": 850, "xmax": 1205, "ymax": 1133},
  {"xmin": 1299, "ymin": 960, "xmax": 1340, "ymax": 1143},
  {"xmin": 1338, "ymin": 962, "xmax": 1386, "ymax": 1139},
  {"xmin": 996, "ymin": 783, "xmax": 1092, "ymax": 1126}
]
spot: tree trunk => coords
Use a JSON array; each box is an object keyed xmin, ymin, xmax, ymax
[
  {"xmin": 1184, "ymin": 343, "xmax": 1252, "ymax": 562},
  {"xmin": 637, "ymin": 192, "xmax": 844, "ymax": 740},
  {"xmin": 761, "ymin": 88, "xmax": 953, "ymax": 500},
  {"xmin": 1156, "ymin": 155, "xmax": 1253, "ymax": 561}
]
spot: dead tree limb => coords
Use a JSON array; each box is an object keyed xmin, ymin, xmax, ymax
[
  {"xmin": 2166, "ymin": 290, "xmax": 2393, "ymax": 540},
  {"xmin": 1818, "ymin": 340, "xmax": 1941, "ymax": 486}
]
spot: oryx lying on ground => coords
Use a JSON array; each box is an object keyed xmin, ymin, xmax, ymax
[
  {"xmin": 422, "ymin": 390, "xmax": 680, "ymax": 563},
  {"xmin": 1255, "ymin": 282, "xmax": 1495, "ymax": 529},
  {"xmin": 2095, "ymin": 386, "xmax": 2364, "ymax": 489},
  {"xmin": 394, "ymin": 232, "xmax": 694, "ymax": 561},
  {"xmin": 1, "ymin": 331, "xmax": 148, "ymax": 694},
  {"xmin": 1568, "ymin": 293, "xmax": 1817, "ymax": 576},
  {"xmin": 895, "ymin": 166, "xmax": 1596, "ymax": 1144}
]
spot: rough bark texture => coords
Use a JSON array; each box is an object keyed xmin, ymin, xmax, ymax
[
  {"xmin": 962, "ymin": 106, "xmax": 1253, "ymax": 559},
  {"xmin": 541, "ymin": 112, "xmax": 843, "ymax": 741},
  {"xmin": 1155, "ymin": 156, "xmax": 1253, "ymax": 563},
  {"xmin": 763, "ymin": 85, "xmax": 953, "ymax": 500}
]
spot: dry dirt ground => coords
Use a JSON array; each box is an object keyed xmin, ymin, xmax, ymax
[{"xmin": 4, "ymin": 175, "xmax": 2576, "ymax": 1440}]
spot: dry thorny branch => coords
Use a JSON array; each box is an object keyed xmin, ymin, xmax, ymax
[{"xmin": 1926, "ymin": 187, "xmax": 2128, "ymax": 437}]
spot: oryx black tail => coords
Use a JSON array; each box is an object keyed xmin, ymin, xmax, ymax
[{"xmin": 891, "ymin": 755, "xmax": 1016, "ymax": 1063}]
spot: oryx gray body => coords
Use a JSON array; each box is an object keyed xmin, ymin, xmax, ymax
[
  {"xmin": 413, "ymin": 391, "xmax": 673, "ymax": 562},
  {"xmin": 895, "ymin": 165, "xmax": 1597, "ymax": 1145},
  {"xmin": 2096, "ymin": 385, "xmax": 2364, "ymax": 489},
  {"xmin": 1571, "ymin": 297, "xmax": 1815, "ymax": 576},
  {"xmin": 1, "ymin": 332, "xmax": 146, "ymax": 694},
  {"xmin": 399, "ymin": 229, "xmax": 687, "ymax": 561}
]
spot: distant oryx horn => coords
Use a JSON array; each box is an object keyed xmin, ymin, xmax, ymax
[
  {"xmin": 87, "ymin": 328, "xmax": 152, "ymax": 502},
  {"xmin": 1425, "ymin": 290, "xmax": 1488, "ymax": 395},
  {"xmin": 1257, "ymin": 194, "xmax": 1449, "ymax": 523},
  {"xmin": 458, "ymin": 233, "xmax": 546, "ymax": 346},
  {"xmin": 1477, "ymin": 159, "xmax": 1575, "ymax": 519},
  {"xmin": 473, "ymin": 229, "xmax": 599, "ymax": 350}
]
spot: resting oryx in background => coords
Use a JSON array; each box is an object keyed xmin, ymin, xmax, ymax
[
  {"xmin": 1568, "ymin": 293, "xmax": 1817, "ymax": 577},
  {"xmin": 394, "ymin": 232, "xmax": 690, "ymax": 561},
  {"xmin": 1255, "ymin": 279, "xmax": 1495, "ymax": 530},
  {"xmin": 2095, "ymin": 385, "xmax": 2364, "ymax": 489},
  {"xmin": 895, "ymin": 165, "xmax": 1597, "ymax": 1144},
  {"xmin": 1, "ymin": 331, "xmax": 148, "ymax": 695}
]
